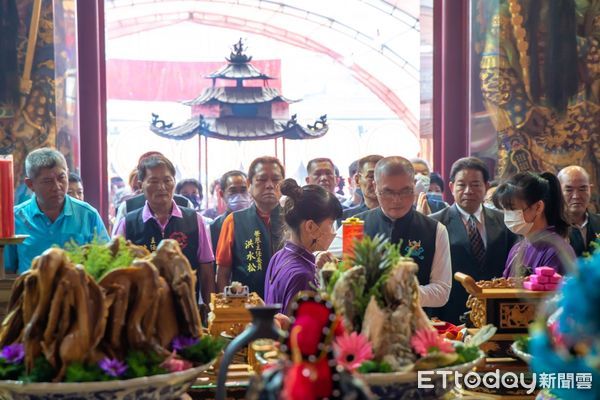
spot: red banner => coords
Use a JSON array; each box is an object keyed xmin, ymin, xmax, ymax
[{"xmin": 106, "ymin": 59, "xmax": 282, "ymax": 102}]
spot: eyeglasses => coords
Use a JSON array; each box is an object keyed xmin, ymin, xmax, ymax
[{"xmin": 376, "ymin": 188, "xmax": 414, "ymax": 200}]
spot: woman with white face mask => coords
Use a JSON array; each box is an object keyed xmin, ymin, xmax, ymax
[
  {"xmin": 264, "ymin": 179, "xmax": 342, "ymax": 315},
  {"xmin": 493, "ymin": 172, "xmax": 576, "ymax": 278}
]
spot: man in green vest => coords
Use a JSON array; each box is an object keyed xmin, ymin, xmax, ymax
[{"xmin": 215, "ymin": 156, "xmax": 285, "ymax": 298}]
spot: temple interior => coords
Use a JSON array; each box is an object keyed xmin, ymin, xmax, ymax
[{"xmin": 0, "ymin": 1, "xmax": 598, "ymax": 399}]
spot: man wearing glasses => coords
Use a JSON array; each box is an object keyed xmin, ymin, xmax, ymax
[{"xmin": 328, "ymin": 156, "xmax": 451, "ymax": 308}]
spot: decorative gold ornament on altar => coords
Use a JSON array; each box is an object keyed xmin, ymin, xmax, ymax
[
  {"xmin": 480, "ymin": 0, "xmax": 600, "ymax": 210},
  {"xmin": 456, "ymin": 272, "xmax": 551, "ymax": 356}
]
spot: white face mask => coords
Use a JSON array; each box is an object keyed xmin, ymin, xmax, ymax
[
  {"xmin": 503, "ymin": 209, "xmax": 533, "ymax": 236},
  {"xmin": 227, "ymin": 193, "xmax": 253, "ymax": 212},
  {"xmin": 414, "ymin": 173, "xmax": 430, "ymax": 194}
]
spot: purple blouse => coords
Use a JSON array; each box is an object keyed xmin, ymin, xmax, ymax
[
  {"xmin": 503, "ymin": 227, "xmax": 576, "ymax": 277},
  {"xmin": 264, "ymin": 241, "xmax": 318, "ymax": 314}
]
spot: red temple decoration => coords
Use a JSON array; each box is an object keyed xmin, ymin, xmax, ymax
[
  {"xmin": 0, "ymin": 159, "xmax": 15, "ymax": 238},
  {"xmin": 150, "ymin": 39, "xmax": 328, "ymax": 142}
]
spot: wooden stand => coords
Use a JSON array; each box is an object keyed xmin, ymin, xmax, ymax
[
  {"xmin": 208, "ymin": 292, "xmax": 264, "ymax": 337},
  {"xmin": 455, "ymin": 272, "xmax": 550, "ymax": 358}
]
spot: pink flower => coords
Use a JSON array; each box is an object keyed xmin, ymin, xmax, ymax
[
  {"xmin": 160, "ymin": 352, "xmax": 193, "ymax": 373},
  {"xmin": 333, "ymin": 332, "xmax": 373, "ymax": 372},
  {"xmin": 410, "ymin": 328, "xmax": 454, "ymax": 357}
]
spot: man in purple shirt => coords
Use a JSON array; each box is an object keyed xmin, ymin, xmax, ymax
[{"xmin": 113, "ymin": 154, "xmax": 215, "ymax": 305}]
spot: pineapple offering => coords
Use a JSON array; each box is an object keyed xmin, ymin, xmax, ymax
[{"xmin": 321, "ymin": 235, "xmax": 488, "ymax": 373}]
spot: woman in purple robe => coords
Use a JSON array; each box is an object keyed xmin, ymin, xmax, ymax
[
  {"xmin": 264, "ymin": 179, "xmax": 342, "ymax": 314},
  {"xmin": 493, "ymin": 171, "xmax": 576, "ymax": 277}
]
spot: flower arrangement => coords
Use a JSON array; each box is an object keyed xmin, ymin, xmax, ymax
[
  {"xmin": 249, "ymin": 236, "xmax": 488, "ymax": 399},
  {"xmin": 247, "ymin": 293, "xmax": 371, "ymax": 400},
  {"xmin": 0, "ymin": 238, "xmax": 224, "ymax": 384},
  {"xmin": 321, "ymin": 235, "xmax": 487, "ymax": 374}
]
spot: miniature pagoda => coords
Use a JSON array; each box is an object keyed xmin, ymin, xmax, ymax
[{"xmin": 150, "ymin": 39, "xmax": 328, "ymax": 141}]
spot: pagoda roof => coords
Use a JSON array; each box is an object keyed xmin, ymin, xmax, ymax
[
  {"xmin": 183, "ymin": 87, "xmax": 298, "ymax": 106},
  {"xmin": 206, "ymin": 62, "xmax": 273, "ymax": 81},
  {"xmin": 150, "ymin": 114, "xmax": 328, "ymax": 141}
]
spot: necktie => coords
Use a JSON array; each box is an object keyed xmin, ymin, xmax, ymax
[{"xmin": 467, "ymin": 214, "xmax": 486, "ymax": 265}]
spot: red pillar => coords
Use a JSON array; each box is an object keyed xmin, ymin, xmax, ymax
[
  {"xmin": 76, "ymin": 0, "xmax": 108, "ymax": 224},
  {"xmin": 433, "ymin": 0, "xmax": 470, "ymax": 189}
]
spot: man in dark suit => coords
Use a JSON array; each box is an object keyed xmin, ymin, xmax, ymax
[
  {"xmin": 558, "ymin": 166, "xmax": 600, "ymax": 256},
  {"xmin": 430, "ymin": 157, "xmax": 517, "ymax": 324}
]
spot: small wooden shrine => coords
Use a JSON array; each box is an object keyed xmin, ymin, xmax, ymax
[{"xmin": 150, "ymin": 39, "xmax": 328, "ymax": 141}]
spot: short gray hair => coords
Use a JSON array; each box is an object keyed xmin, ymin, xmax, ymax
[
  {"xmin": 25, "ymin": 148, "xmax": 68, "ymax": 179},
  {"xmin": 410, "ymin": 157, "xmax": 430, "ymax": 171},
  {"xmin": 375, "ymin": 156, "xmax": 414, "ymax": 182},
  {"xmin": 557, "ymin": 165, "xmax": 590, "ymax": 184}
]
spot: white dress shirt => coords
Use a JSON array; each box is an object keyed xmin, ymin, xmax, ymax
[
  {"xmin": 327, "ymin": 219, "xmax": 452, "ymax": 308},
  {"xmin": 455, "ymin": 204, "xmax": 487, "ymax": 248}
]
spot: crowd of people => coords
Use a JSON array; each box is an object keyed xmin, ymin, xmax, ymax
[{"xmin": 4, "ymin": 147, "xmax": 598, "ymax": 325}]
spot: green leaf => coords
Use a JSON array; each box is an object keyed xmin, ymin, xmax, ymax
[
  {"xmin": 325, "ymin": 267, "xmax": 342, "ymax": 296},
  {"xmin": 124, "ymin": 350, "xmax": 167, "ymax": 379},
  {"xmin": 515, "ymin": 335, "xmax": 530, "ymax": 353},
  {"xmin": 452, "ymin": 345, "xmax": 481, "ymax": 366},
  {"xmin": 357, "ymin": 360, "xmax": 393, "ymax": 373},
  {"xmin": 180, "ymin": 336, "xmax": 225, "ymax": 365},
  {"xmin": 20, "ymin": 356, "xmax": 55, "ymax": 383},
  {"xmin": 65, "ymin": 362, "xmax": 109, "ymax": 382},
  {"xmin": 64, "ymin": 236, "xmax": 136, "ymax": 281},
  {"xmin": 0, "ymin": 358, "xmax": 25, "ymax": 380}
]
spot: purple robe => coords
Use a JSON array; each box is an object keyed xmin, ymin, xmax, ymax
[
  {"xmin": 264, "ymin": 241, "xmax": 318, "ymax": 314},
  {"xmin": 503, "ymin": 227, "xmax": 576, "ymax": 277}
]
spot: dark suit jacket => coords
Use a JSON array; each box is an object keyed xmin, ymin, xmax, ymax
[
  {"xmin": 429, "ymin": 204, "xmax": 517, "ymax": 324},
  {"xmin": 569, "ymin": 212, "xmax": 600, "ymax": 256}
]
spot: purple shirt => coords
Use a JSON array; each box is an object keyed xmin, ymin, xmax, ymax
[
  {"xmin": 113, "ymin": 200, "xmax": 214, "ymax": 264},
  {"xmin": 503, "ymin": 227, "xmax": 576, "ymax": 277},
  {"xmin": 264, "ymin": 241, "xmax": 318, "ymax": 314}
]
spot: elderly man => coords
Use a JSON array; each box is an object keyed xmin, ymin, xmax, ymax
[
  {"xmin": 111, "ymin": 151, "xmax": 191, "ymax": 236},
  {"xmin": 210, "ymin": 170, "xmax": 251, "ymax": 251},
  {"xmin": 430, "ymin": 157, "xmax": 517, "ymax": 323},
  {"xmin": 329, "ymin": 156, "xmax": 452, "ymax": 308},
  {"xmin": 113, "ymin": 154, "xmax": 215, "ymax": 304},
  {"xmin": 4, "ymin": 148, "xmax": 109, "ymax": 274},
  {"xmin": 306, "ymin": 157, "xmax": 346, "ymax": 205},
  {"xmin": 558, "ymin": 166, "xmax": 600, "ymax": 256},
  {"xmin": 342, "ymin": 154, "xmax": 383, "ymax": 219},
  {"xmin": 216, "ymin": 156, "xmax": 285, "ymax": 298}
]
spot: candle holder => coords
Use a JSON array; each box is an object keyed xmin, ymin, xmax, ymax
[{"xmin": 0, "ymin": 234, "xmax": 28, "ymax": 279}]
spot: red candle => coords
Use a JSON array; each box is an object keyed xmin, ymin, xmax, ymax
[{"xmin": 0, "ymin": 159, "xmax": 15, "ymax": 238}]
